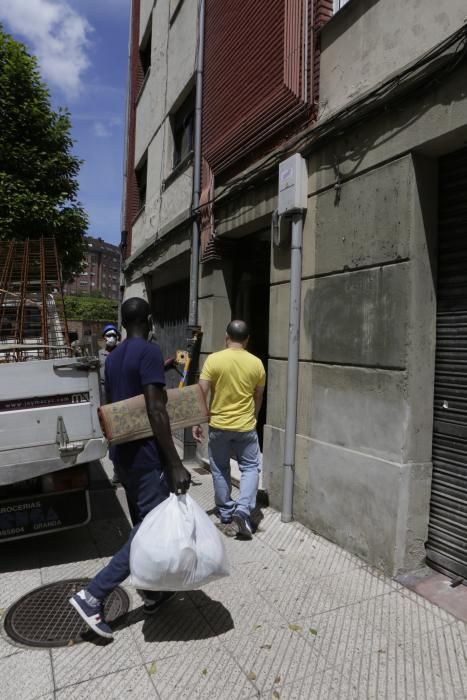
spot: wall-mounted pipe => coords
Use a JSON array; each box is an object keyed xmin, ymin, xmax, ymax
[
  {"xmin": 281, "ymin": 212, "xmax": 304, "ymax": 523},
  {"xmin": 189, "ymin": 0, "xmax": 205, "ymax": 327}
]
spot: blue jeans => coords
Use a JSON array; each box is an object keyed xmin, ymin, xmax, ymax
[
  {"xmin": 208, "ymin": 427, "xmax": 261, "ymax": 520},
  {"xmin": 87, "ymin": 462, "xmax": 169, "ymax": 600}
]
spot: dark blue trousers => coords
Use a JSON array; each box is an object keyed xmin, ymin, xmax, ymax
[{"xmin": 87, "ymin": 462, "xmax": 169, "ymax": 600}]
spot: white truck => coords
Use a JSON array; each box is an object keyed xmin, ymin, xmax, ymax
[{"xmin": 0, "ymin": 239, "xmax": 107, "ymax": 541}]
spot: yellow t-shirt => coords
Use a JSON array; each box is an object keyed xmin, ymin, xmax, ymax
[{"xmin": 200, "ymin": 348, "xmax": 266, "ymax": 431}]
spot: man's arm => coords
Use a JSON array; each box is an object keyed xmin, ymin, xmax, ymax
[
  {"xmin": 143, "ymin": 383, "xmax": 191, "ymax": 493},
  {"xmin": 192, "ymin": 378, "xmax": 210, "ymax": 443},
  {"xmin": 253, "ymin": 384, "xmax": 265, "ymax": 419}
]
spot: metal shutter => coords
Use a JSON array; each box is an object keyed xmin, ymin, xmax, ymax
[{"xmin": 426, "ymin": 146, "xmax": 467, "ymax": 579}]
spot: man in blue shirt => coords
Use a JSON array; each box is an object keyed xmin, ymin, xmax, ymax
[{"xmin": 69, "ymin": 297, "xmax": 191, "ymax": 639}]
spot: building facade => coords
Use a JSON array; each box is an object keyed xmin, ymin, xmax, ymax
[
  {"xmin": 65, "ymin": 236, "xmax": 120, "ymax": 300},
  {"xmin": 121, "ymin": 0, "xmax": 199, "ymax": 366},
  {"xmin": 123, "ymin": 0, "xmax": 467, "ymax": 578}
]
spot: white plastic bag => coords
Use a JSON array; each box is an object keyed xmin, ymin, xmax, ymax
[{"xmin": 129, "ymin": 493, "xmax": 230, "ymax": 591}]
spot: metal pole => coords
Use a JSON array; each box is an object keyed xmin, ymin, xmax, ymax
[
  {"xmin": 189, "ymin": 0, "xmax": 205, "ymax": 327},
  {"xmin": 282, "ymin": 213, "xmax": 304, "ymax": 523}
]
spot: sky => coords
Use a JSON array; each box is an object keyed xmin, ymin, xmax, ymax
[{"xmin": 0, "ymin": 0, "xmax": 130, "ymax": 246}]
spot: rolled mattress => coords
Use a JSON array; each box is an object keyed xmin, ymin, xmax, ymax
[{"xmin": 98, "ymin": 384, "xmax": 209, "ymax": 446}]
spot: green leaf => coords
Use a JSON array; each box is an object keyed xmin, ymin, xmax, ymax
[
  {"xmin": 64, "ymin": 294, "xmax": 118, "ymax": 322},
  {"xmin": 309, "ymin": 628, "xmax": 318, "ymax": 636},
  {"xmin": 0, "ymin": 25, "xmax": 88, "ymax": 279},
  {"xmin": 148, "ymin": 662, "xmax": 157, "ymax": 675},
  {"xmin": 201, "ymin": 668, "xmax": 208, "ymax": 676}
]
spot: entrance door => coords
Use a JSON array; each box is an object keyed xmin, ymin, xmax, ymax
[
  {"xmin": 231, "ymin": 233, "xmax": 270, "ymax": 448},
  {"xmin": 151, "ymin": 279, "xmax": 189, "ymax": 390},
  {"xmin": 426, "ymin": 147, "xmax": 467, "ymax": 579}
]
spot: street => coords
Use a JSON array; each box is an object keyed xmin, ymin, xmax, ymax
[{"xmin": 0, "ymin": 459, "xmax": 465, "ymax": 700}]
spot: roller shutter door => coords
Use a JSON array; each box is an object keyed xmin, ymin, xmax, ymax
[{"xmin": 426, "ymin": 147, "xmax": 467, "ymax": 579}]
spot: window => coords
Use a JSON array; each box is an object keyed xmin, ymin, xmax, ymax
[
  {"xmin": 172, "ymin": 90, "xmax": 195, "ymax": 169},
  {"xmin": 333, "ymin": 0, "xmax": 351, "ymax": 11},
  {"xmin": 139, "ymin": 24, "xmax": 152, "ymax": 78},
  {"xmin": 135, "ymin": 155, "xmax": 148, "ymax": 210}
]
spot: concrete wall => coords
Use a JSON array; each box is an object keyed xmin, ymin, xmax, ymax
[
  {"xmin": 264, "ymin": 150, "xmax": 438, "ymax": 575},
  {"xmin": 198, "ymin": 262, "xmax": 233, "ymax": 355},
  {"xmin": 194, "ymin": 24, "xmax": 467, "ymax": 574},
  {"xmin": 129, "ymin": 0, "xmax": 197, "ymax": 277},
  {"xmin": 320, "ymin": 0, "xmax": 467, "ymax": 115}
]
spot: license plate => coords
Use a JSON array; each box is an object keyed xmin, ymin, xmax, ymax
[{"xmin": 0, "ymin": 490, "xmax": 90, "ymax": 541}]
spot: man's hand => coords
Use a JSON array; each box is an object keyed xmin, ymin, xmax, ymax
[
  {"xmin": 166, "ymin": 459, "xmax": 192, "ymax": 494},
  {"xmin": 192, "ymin": 424, "xmax": 204, "ymax": 443}
]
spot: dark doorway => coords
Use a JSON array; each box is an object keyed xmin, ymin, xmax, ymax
[
  {"xmin": 151, "ymin": 279, "xmax": 190, "ymax": 390},
  {"xmin": 230, "ymin": 232, "xmax": 270, "ymax": 449}
]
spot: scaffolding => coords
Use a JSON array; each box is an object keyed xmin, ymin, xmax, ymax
[{"xmin": 0, "ymin": 239, "xmax": 71, "ymax": 362}]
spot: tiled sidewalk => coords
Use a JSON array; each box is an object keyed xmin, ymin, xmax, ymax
[{"xmin": 0, "ymin": 462, "xmax": 466, "ymax": 699}]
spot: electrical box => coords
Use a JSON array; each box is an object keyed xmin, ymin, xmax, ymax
[{"xmin": 278, "ymin": 154, "xmax": 308, "ymax": 216}]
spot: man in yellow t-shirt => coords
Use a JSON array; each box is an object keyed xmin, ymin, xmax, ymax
[{"xmin": 193, "ymin": 320, "xmax": 266, "ymax": 539}]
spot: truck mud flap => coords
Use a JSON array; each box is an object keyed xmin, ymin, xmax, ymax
[{"xmin": 0, "ymin": 489, "xmax": 90, "ymax": 542}]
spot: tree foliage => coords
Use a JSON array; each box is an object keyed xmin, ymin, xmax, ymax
[
  {"xmin": 0, "ymin": 25, "xmax": 87, "ymax": 280},
  {"xmin": 64, "ymin": 294, "xmax": 118, "ymax": 323}
]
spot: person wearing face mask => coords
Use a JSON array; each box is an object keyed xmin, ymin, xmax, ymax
[{"xmin": 99, "ymin": 324, "xmax": 121, "ymax": 486}]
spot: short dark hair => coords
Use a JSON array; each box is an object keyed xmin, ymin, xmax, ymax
[
  {"xmin": 226, "ymin": 319, "xmax": 249, "ymax": 342},
  {"xmin": 121, "ymin": 297, "xmax": 150, "ymax": 327}
]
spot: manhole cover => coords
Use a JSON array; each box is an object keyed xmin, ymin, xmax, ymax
[{"xmin": 3, "ymin": 578, "xmax": 130, "ymax": 648}]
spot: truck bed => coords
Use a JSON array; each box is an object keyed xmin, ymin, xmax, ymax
[{"xmin": 0, "ymin": 356, "xmax": 106, "ymax": 485}]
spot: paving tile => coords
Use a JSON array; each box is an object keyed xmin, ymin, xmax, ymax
[
  {"xmin": 376, "ymin": 618, "xmax": 467, "ymax": 699},
  {"xmin": 52, "ymin": 624, "xmax": 142, "ymax": 689},
  {"xmin": 259, "ymin": 566, "xmax": 394, "ymax": 620},
  {"xmin": 55, "ymin": 665, "xmax": 159, "ymax": 699},
  {"xmin": 395, "ymin": 569, "xmax": 467, "ymax": 623},
  {"xmin": 199, "ymin": 589, "xmax": 282, "ymax": 641},
  {"xmin": 254, "ymin": 511, "xmax": 322, "ymax": 553},
  {"xmin": 0, "ymin": 648, "xmax": 53, "ymax": 700},
  {"xmin": 223, "ymin": 536, "xmax": 281, "ymax": 567},
  {"xmin": 188, "ymin": 480, "xmax": 218, "ymax": 512},
  {"xmin": 2, "ymin": 461, "xmax": 465, "ymax": 700},
  {"xmin": 267, "ymin": 619, "xmax": 467, "ymax": 700},
  {"xmin": 130, "ymin": 594, "xmax": 224, "ymax": 662},
  {"xmin": 224, "ymin": 622, "xmax": 325, "ymax": 693},
  {"xmin": 240, "ymin": 558, "xmax": 312, "ymax": 593},
  {"xmin": 288, "ymin": 591, "xmax": 450, "ymax": 672},
  {"xmin": 40, "ymin": 558, "xmax": 103, "ymax": 584},
  {"xmin": 149, "ymin": 644, "xmax": 258, "ymax": 699},
  {"xmin": 0, "ymin": 569, "xmax": 42, "ymax": 608},
  {"xmin": 0, "ymin": 625, "xmax": 22, "ymax": 660},
  {"xmin": 398, "ymin": 585, "xmax": 463, "ymax": 624},
  {"xmin": 189, "ymin": 568, "xmax": 263, "ymax": 607}
]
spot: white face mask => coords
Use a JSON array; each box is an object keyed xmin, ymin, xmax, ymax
[{"xmin": 105, "ymin": 336, "xmax": 118, "ymax": 349}]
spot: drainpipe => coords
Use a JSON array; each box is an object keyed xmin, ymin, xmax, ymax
[
  {"xmin": 189, "ymin": 0, "xmax": 205, "ymax": 327},
  {"xmin": 281, "ymin": 213, "xmax": 304, "ymax": 522}
]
